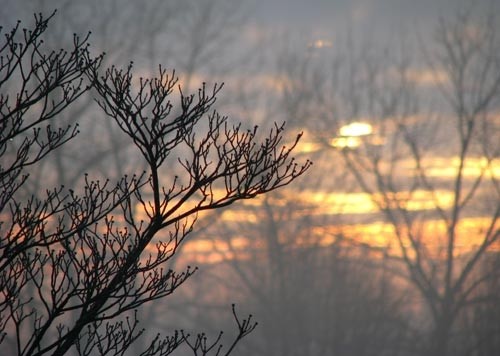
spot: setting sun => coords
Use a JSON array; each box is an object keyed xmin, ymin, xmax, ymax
[{"xmin": 339, "ymin": 122, "xmax": 373, "ymax": 137}]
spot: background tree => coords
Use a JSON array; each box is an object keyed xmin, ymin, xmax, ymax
[
  {"xmin": 200, "ymin": 4, "xmax": 499, "ymax": 355},
  {"xmin": 320, "ymin": 8, "xmax": 500, "ymax": 356},
  {"xmin": 0, "ymin": 13, "xmax": 310, "ymax": 356},
  {"xmin": 197, "ymin": 191, "xmax": 413, "ymax": 356}
]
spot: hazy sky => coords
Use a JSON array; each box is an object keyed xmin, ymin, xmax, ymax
[
  {"xmin": 250, "ymin": 0, "xmax": 494, "ymax": 42},
  {"xmin": 2, "ymin": 0, "xmax": 495, "ymax": 48},
  {"xmin": 253, "ymin": 0, "xmax": 484, "ymax": 26}
]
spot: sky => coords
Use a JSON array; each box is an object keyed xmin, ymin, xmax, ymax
[
  {"xmin": 251, "ymin": 0, "xmax": 483, "ymax": 35},
  {"xmin": 2, "ymin": 0, "xmax": 495, "ymax": 55}
]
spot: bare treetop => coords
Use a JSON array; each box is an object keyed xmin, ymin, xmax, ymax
[{"xmin": 0, "ymin": 11, "xmax": 311, "ymax": 356}]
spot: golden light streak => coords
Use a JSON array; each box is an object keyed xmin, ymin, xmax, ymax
[
  {"xmin": 294, "ymin": 140, "xmax": 322, "ymax": 154},
  {"xmin": 296, "ymin": 189, "xmax": 456, "ymax": 215},
  {"xmin": 423, "ymin": 157, "xmax": 500, "ymax": 178},
  {"xmin": 304, "ymin": 191, "xmax": 377, "ymax": 214},
  {"xmin": 178, "ymin": 216, "xmax": 498, "ymax": 265},
  {"xmin": 220, "ymin": 210, "xmax": 258, "ymax": 223},
  {"xmin": 371, "ymin": 190, "xmax": 455, "ymax": 211}
]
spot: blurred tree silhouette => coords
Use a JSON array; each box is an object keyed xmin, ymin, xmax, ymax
[
  {"xmin": 229, "ymin": 4, "xmax": 499, "ymax": 356},
  {"xmin": 0, "ymin": 12, "xmax": 311, "ymax": 356},
  {"xmin": 202, "ymin": 192, "xmax": 413, "ymax": 356},
  {"xmin": 310, "ymin": 8, "xmax": 500, "ymax": 356}
]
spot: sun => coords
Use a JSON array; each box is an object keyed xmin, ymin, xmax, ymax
[{"xmin": 339, "ymin": 122, "xmax": 373, "ymax": 137}]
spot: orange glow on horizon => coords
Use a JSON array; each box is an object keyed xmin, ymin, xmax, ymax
[
  {"xmin": 179, "ymin": 216, "xmax": 498, "ymax": 264},
  {"xmin": 128, "ymin": 148, "xmax": 499, "ymax": 266}
]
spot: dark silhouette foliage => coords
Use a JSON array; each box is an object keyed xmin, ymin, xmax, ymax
[{"xmin": 0, "ymin": 12, "xmax": 310, "ymax": 356}]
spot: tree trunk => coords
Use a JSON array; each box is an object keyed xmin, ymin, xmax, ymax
[{"xmin": 429, "ymin": 311, "xmax": 453, "ymax": 356}]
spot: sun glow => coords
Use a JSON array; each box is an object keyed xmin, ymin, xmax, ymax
[
  {"xmin": 339, "ymin": 122, "xmax": 373, "ymax": 137},
  {"xmin": 330, "ymin": 136, "xmax": 363, "ymax": 149},
  {"xmin": 308, "ymin": 39, "xmax": 333, "ymax": 49},
  {"xmin": 330, "ymin": 122, "xmax": 374, "ymax": 148}
]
